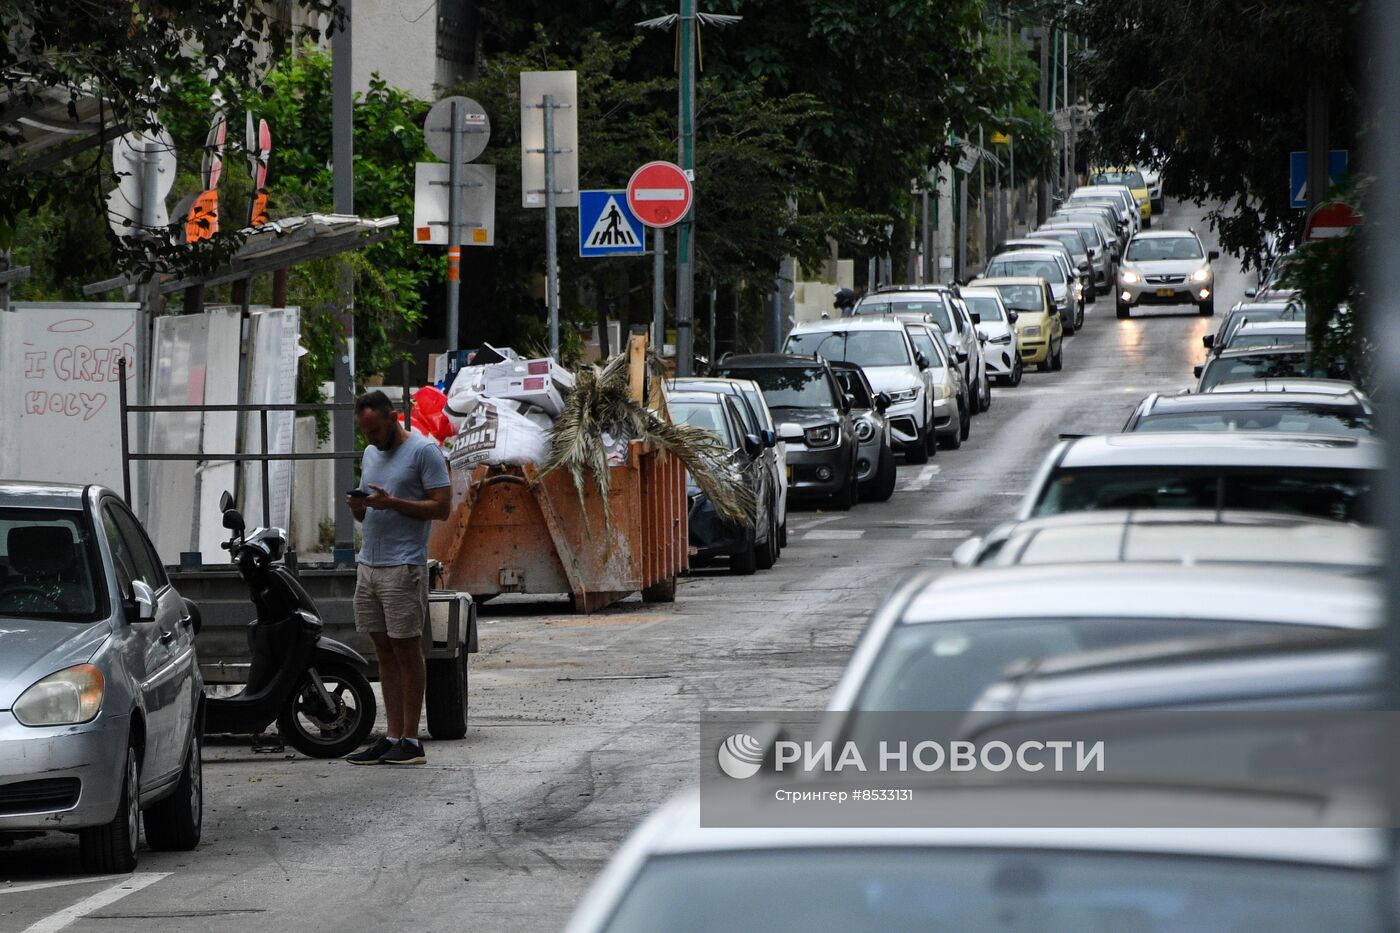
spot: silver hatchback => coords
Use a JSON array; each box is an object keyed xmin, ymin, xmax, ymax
[{"xmin": 0, "ymin": 483, "xmax": 203, "ymax": 872}]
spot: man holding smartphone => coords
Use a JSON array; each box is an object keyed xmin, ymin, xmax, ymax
[{"xmin": 344, "ymin": 390, "xmax": 451, "ymax": 765}]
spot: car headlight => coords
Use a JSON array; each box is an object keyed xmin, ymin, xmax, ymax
[
  {"xmin": 13, "ymin": 664, "xmax": 105, "ymax": 727},
  {"xmin": 1022, "ymin": 325, "xmax": 1042, "ymax": 337},
  {"xmin": 932, "ymin": 383, "xmax": 952, "ymax": 400},
  {"xmin": 804, "ymin": 424, "xmax": 839, "ymax": 447},
  {"xmin": 886, "ymin": 388, "xmax": 919, "ymax": 403},
  {"xmin": 1191, "ymin": 267, "xmax": 1211, "ymax": 282},
  {"xmin": 1120, "ymin": 270, "xmax": 1141, "ymax": 284},
  {"xmin": 989, "ymin": 333, "xmax": 1012, "ymax": 345},
  {"xmin": 854, "ymin": 419, "xmax": 875, "ymax": 442}
]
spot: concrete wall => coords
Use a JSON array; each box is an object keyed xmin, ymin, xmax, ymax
[{"xmin": 350, "ymin": 0, "xmax": 440, "ymax": 98}]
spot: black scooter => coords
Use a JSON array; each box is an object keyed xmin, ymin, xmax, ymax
[{"xmin": 204, "ymin": 492, "xmax": 376, "ymax": 758}]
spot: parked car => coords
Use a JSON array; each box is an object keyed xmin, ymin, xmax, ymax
[
  {"xmin": 1089, "ymin": 166, "xmax": 1152, "ymax": 226},
  {"xmin": 856, "ymin": 286, "xmax": 990, "ymax": 413},
  {"xmin": 669, "ymin": 377, "xmax": 787, "ymax": 553},
  {"xmin": 1193, "ymin": 344, "xmax": 1348, "ymax": 392},
  {"xmin": 1207, "ymin": 377, "xmax": 1359, "ymax": 396},
  {"xmin": 1014, "ymin": 230, "xmax": 1095, "ymax": 298},
  {"xmin": 1140, "ymin": 163, "xmax": 1165, "ymax": 213},
  {"xmin": 714, "ymin": 354, "xmax": 860, "ymax": 510},
  {"xmin": 1041, "ymin": 220, "xmax": 1114, "ymax": 288},
  {"xmin": 565, "ymin": 785, "xmax": 1385, "ymax": 932},
  {"xmin": 1016, "ymin": 432, "xmax": 1379, "ymax": 523},
  {"xmin": 828, "ymin": 362, "xmax": 896, "ymax": 501},
  {"xmin": 1053, "ymin": 206, "xmax": 1125, "ymax": 258},
  {"xmin": 783, "ymin": 319, "xmax": 936, "ymax": 463},
  {"xmin": 667, "ymin": 390, "xmax": 779, "ymax": 573},
  {"xmin": 970, "ymin": 276, "xmax": 1063, "ymax": 373},
  {"xmin": 982, "ymin": 249, "xmax": 1079, "ymax": 332},
  {"xmin": 1116, "ymin": 229, "xmax": 1220, "ymax": 318},
  {"xmin": 959, "ymin": 285, "xmax": 1022, "ymax": 386},
  {"xmin": 0, "ymin": 482, "xmax": 203, "ymax": 872},
  {"xmin": 1204, "ymin": 299, "xmax": 1305, "ymax": 353},
  {"xmin": 996, "ymin": 238, "xmax": 1089, "ymax": 319},
  {"xmin": 951, "ymin": 509, "xmax": 1380, "ymax": 571},
  {"xmin": 903, "ymin": 321, "xmax": 970, "ymax": 449},
  {"xmin": 1123, "ymin": 388, "xmax": 1374, "ymax": 436},
  {"xmin": 1068, "ymin": 184, "xmax": 1140, "ymax": 235},
  {"xmin": 1213, "ymin": 319, "xmax": 1307, "ymax": 353}
]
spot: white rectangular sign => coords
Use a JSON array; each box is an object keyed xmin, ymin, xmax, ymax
[
  {"xmin": 519, "ymin": 70, "xmax": 579, "ymax": 209},
  {"xmin": 412, "ymin": 162, "xmax": 496, "ymax": 246}
]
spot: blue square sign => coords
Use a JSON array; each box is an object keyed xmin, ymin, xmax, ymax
[
  {"xmin": 1290, "ymin": 150, "xmax": 1349, "ymax": 209},
  {"xmin": 579, "ymin": 190, "xmax": 646, "ymax": 257}
]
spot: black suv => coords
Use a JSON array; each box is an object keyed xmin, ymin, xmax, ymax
[{"xmin": 715, "ymin": 354, "xmax": 860, "ymax": 510}]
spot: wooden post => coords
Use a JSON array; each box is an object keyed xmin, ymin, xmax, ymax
[{"xmin": 627, "ymin": 332, "xmax": 648, "ymax": 404}]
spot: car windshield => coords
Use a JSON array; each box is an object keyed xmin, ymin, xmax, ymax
[
  {"xmin": 963, "ymin": 296, "xmax": 1006, "ymax": 323},
  {"xmin": 599, "ymin": 848, "xmax": 1378, "ymax": 933},
  {"xmin": 785, "ymin": 330, "xmax": 913, "ymax": 367},
  {"xmin": 832, "ymin": 369, "xmax": 874, "ymax": 408},
  {"xmin": 1033, "ymin": 466, "xmax": 1372, "ymax": 523},
  {"xmin": 1093, "ymin": 170, "xmax": 1146, "ymax": 187},
  {"xmin": 985, "ymin": 258, "xmax": 1065, "ymax": 283},
  {"xmin": 1126, "ymin": 237, "xmax": 1205, "ymax": 261},
  {"xmin": 852, "ymin": 618, "xmax": 1339, "ymax": 713},
  {"xmin": 1229, "ymin": 333, "xmax": 1308, "ymax": 350},
  {"xmin": 721, "ymin": 367, "xmax": 835, "ymax": 410},
  {"xmin": 1133, "ymin": 406, "xmax": 1373, "ymax": 437},
  {"xmin": 0, "ymin": 509, "xmax": 105, "ymax": 622},
  {"xmin": 669, "ymin": 401, "xmax": 734, "ymax": 446},
  {"xmin": 991, "ymin": 284, "xmax": 1045, "ymax": 312},
  {"xmin": 856, "ymin": 298, "xmax": 953, "ymax": 331},
  {"xmin": 1032, "ymin": 233, "xmax": 1083, "ymax": 255},
  {"xmin": 1051, "ymin": 225, "xmax": 1102, "ymax": 248},
  {"xmin": 1198, "ymin": 352, "xmax": 1345, "ymax": 390},
  {"xmin": 904, "ymin": 328, "xmax": 945, "ymax": 368}
]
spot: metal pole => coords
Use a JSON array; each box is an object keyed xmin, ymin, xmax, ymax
[
  {"xmin": 331, "ymin": 1, "xmax": 356, "ymax": 564},
  {"xmin": 1306, "ymin": 81, "xmax": 1330, "ymax": 216},
  {"xmin": 1038, "ymin": 25, "xmax": 1050, "ymax": 224},
  {"xmin": 653, "ymin": 226, "xmax": 665, "ymax": 351},
  {"xmin": 921, "ymin": 188, "xmax": 932, "ymax": 283},
  {"xmin": 978, "ymin": 126, "xmax": 988, "ymax": 261},
  {"xmin": 957, "ymin": 170, "xmax": 969, "ymax": 282},
  {"xmin": 708, "ymin": 282, "xmax": 717, "ymax": 367},
  {"xmin": 544, "ymin": 94, "xmax": 560, "ymax": 359},
  {"xmin": 134, "ymin": 141, "xmax": 165, "ymax": 517},
  {"xmin": 260, "ymin": 410, "xmax": 272, "ymax": 529},
  {"xmin": 676, "ymin": 0, "xmax": 698, "ymax": 376},
  {"xmin": 118, "ymin": 358, "xmax": 132, "ymax": 504},
  {"xmin": 446, "ymin": 99, "xmax": 463, "ymax": 350}
]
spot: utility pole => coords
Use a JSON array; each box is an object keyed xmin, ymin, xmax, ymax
[
  {"xmin": 1037, "ymin": 24, "xmax": 1050, "ymax": 224},
  {"xmin": 1306, "ymin": 79, "xmax": 1331, "ymax": 216},
  {"xmin": 331, "ymin": 1, "xmax": 355, "ymax": 565},
  {"xmin": 543, "ymin": 94, "xmax": 560, "ymax": 357},
  {"xmin": 675, "ymin": 0, "xmax": 697, "ymax": 376}
]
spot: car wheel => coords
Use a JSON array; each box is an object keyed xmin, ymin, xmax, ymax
[
  {"xmin": 779, "ymin": 519, "xmax": 788, "ymax": 549},
  {"xmin": 980, "ymin": 373, "xmax": 992, "ymax": 411},
  {"xmin": 829, "ymin": 471, "xmax": 856, "ymax": 511},
  {"xmin": 866, "ymin": 444, "xmax": 897, "ymax": 502},
  {"xmin": 903, "ymin": 438, "xmax": 929, "ymax": 465},
  {"xmin": 1061, "ymin": 314, "xmax": 1076, "ymax": 337},
  {"xmin": 144, "ymin": 727, "xmax": 202, "ymax": 851},
  {"xmin": 1144, "ymin": 215, "xmax": 1153, "ymax": 229},
  {"xmin": 80, "ymin": 742, "xmax": 139, "ymax": 873},
  {"xmin": 959, "ymin": 402, "xmax": 971, "ymax": 441},
  {"xmin": 1116, "ymin": 300, "xmax": 1131, "ymax": 320},
  {"xmin": 1010, "ymin": 359, "xmax": 1024, "ymax": 386},
  {"xmin": 730, "ymin": 529, "xmax": 758, "ymax": 574},
  {"xmin": 1051, "ymin": 340, "xmax": 1064, "ymax": 372},
  {"xmin": 939, "ymin": 424, "xmax": 962, "ymax": 450},
  {"xmin": 755, "ymin": 511, "xmax": 778, "ymax": 570},
  {"xmin": 1036, "ymin": 356, "xmax": 1051, "ymax": 373},
  {"xmin": 1199, "ymin": 298, "xmax": 1215, "ymax": 316}
]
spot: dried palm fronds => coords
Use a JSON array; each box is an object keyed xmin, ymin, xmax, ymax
[{"xmin": 536, "ymin": 349, "xmax": 757, "ymax": 536}]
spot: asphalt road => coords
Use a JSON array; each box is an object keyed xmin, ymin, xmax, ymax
[{"xmin": 0, "ymin": 199, "xmax": 1250, "ymax": 933}]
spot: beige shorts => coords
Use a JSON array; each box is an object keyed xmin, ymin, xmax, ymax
[{"xmin": 354, "ymin": 564, "xmax": 428, "ymax": 639}]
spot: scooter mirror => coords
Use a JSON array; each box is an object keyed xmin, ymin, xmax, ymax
[
  {"xmin": 222, "ymin": 508, "xmax": 246, "ymax": 533},
  {"xmin": 219, "ymin": 490, "xmax": 233, "ymax": 513}
]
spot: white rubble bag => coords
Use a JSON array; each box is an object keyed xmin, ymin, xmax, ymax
[{"xmin": 445, "ymin": 390, "xmax": 550, "ymax": 469}]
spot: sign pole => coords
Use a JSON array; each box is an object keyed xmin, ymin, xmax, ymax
[
  {"xmin": 446, "ymin": 99, "xmax": 463, "ymax": 350},
  {"xmin": 653, "ymin": 226, "xmax": 665, "ymax": 351},
  {"xmin": 544, "ymin": 94, "xmax": 560, "ymax": 359},
  {"xmin": 675, "ymin": 0, "xmax": 697, "ymax": 376},
  {"xmin": 331, "ymin": 3, "xmax": 356, "ymax": 565}
]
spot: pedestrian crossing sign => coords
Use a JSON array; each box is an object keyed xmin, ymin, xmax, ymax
[{"xmin": 579, "ymin": 189, "xmax": 646, "ymax": 257}]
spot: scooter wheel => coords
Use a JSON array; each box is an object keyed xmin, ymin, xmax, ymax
[{"xmin": 278, "ymin": 662, "xmax": 376, "ymax": 758}]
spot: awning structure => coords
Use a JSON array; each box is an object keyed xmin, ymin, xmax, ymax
[
  {"xmin": 83, "ymin": 213, "xmax": 400, "ymax": 296},
  {"xmin": 0, "ymin": 84, "xmax": 126, "ymax": 174}
]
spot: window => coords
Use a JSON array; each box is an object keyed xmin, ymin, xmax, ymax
[
  {"xmin": 0, "ymin": 509, "xmax": 105, "ymax": 621},
  {"xmin": 1125, "ymin": 237, "xmax": 1205, "ymax": 262},
  {"xmin": 670, "ymin": 401, "xmax": 735, "ymax": 446},
  {"xmin": 905, "ymin": 328, "xmax": 941, "ymax": 368},
  {"xmin": 110, "ymin": 504, "xmax": 167, "ymax": 590},
  {"xmin": 784, "ymin": 330, "xmax": 913, "ymax": 367},
  {"xmin": 963, "ymin": 296, "xmax": 1006, "ymax": 322},
  {"xmin": 1133, "ymin": 407, "xmax": 1373, "ymax": 437},
  {"xmin": 991, "ymin": 284, "xmax": 1045, "ymax": 312},
  {"xmin": 985, "ymin": 258, "xmax": 1065, "ymax": 283},
  {"xmin": 832, "ymin": 370, "xmax": 874, "ymax": 408},
  {"xmin": 717, "ymin": 367, "xmax": 836, "ymax": 410},
  {"xmin": 1198, "ymin": 353, "xmax": 1313, "ymax": 391}
]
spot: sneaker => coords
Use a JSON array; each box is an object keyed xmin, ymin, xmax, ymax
[
  {"xmin": 346, "ymin": 737, "xmax": 397, "ymax": 765},
  {"xmin": 381, "ymin": 740, "xmax": 427, "ymax": 766}
]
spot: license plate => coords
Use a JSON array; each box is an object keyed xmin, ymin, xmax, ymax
[{"xmin": 1155, "ymin": 287, "xmax": 1175, "ymax": 298}]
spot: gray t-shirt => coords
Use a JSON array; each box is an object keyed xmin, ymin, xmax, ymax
[{"xmin": 357, "ymin": 431, "xmax": 451, "ymax": 566}]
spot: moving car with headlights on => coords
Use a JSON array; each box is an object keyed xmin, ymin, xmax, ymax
[
  {"xmin": 1123, "ymin": 388, "xmax": 1373, "ymax": 436},
  {"xmin": 829, "ymin": 362, "xmax": 896, "ymax": 502},
  {"xmin": 714, "ymin": 354, "xmax": 860, "ymax": 510},
  {"xmin": 0, "ymin": 482, "xmax": 203, "ymax": 873},
  {"xmin": 960, "ymin": 285, "xmax": 1021, "ymax": 386},
  {"xmin": 784, "ymin": 319, "xmax": 936, "ymax": 464},
  {"xmin": 1016, "ymin": 432, "xmax": 1378, "ymax": 523},
  {"xmin": 971, "ymin": 277, "xmax": 1063, "ymax": 373},
  {"xmin": 1116, "ymin": 229, "xmax": 1220, "ymax": 318},
  {"xmin": 667, "ymin": 390, "xmax": 779, "ymax": 574}
]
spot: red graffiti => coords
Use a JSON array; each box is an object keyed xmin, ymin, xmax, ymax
[{"xmin": 24, "ymin": 391, "xmax": 108, "ymax": 421}]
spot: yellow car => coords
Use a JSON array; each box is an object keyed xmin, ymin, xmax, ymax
[
  {"xmin": 969, "ymin": 276, "xmax": 1064, "ymax": 372},
  {"xmin": 1091, "ymin": 166, "xmax": 1152, "ymax": 227}
]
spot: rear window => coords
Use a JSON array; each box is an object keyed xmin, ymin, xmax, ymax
[
  {"xmin": 719, "ymin": 367, "xmax": 835, "ymax": 410},
  {"xmin": 985, "ymin": 257, "xmax": 1065, "ymax": 284},
  {"xmin": 1132, "ymin": 406, "xmax": 1372, "ymax": 437},
  {"xmin": 0, "ymin": 508, "xmax": 106, "ymax": 622},
  {"xmin": 855, "ymin": 297, "xmax": 953, "ymax": 332},
  {"xmin": 991, "ymin": 284, "xmax": 1046, "ymax": 312},
  {"xmin": 1032, "ymin": 466, "xmax": 1372, "ymax": 523},
  {"xmin": 1197, "ymin": 353, "xmax": 1336, "ymax": 390},
  {"xmin": 785, "ymin": 330, "xmax": 913, "ymax": 368},
  {"xmin": 670, "ymin": 401, "xmax": 735, "ymax": 446},
  {"xmin": 963, "ymin": 296, "xmax": 1005, "ymax": 323}
]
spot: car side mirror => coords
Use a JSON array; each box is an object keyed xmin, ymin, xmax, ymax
[
  {"xmin": 182, "ymin": 597, "xmax": 203, "ymax": 636},
  {"xmin": 222, "ymin": 506, "xmax": 245, "ymax": 533},
  {"xmin": 970, "ymin": 312, "xmax": 982, "ymax": 325},
  {"xmin": 127, "ymin": 579, "xmax": 157, "ymax": 624},
  {"xmin": 1007, "ymin": 310, "xmax": 1019, "ymax": 324},
  {"xmin": 876, "ymin": 392, "xmax": 892, "ymax": 413},
  {"xmin": 914, "ymin": 351, "xmax": 930, "ymax": 371},
  {"xmin": 1193, "ymin": 365, "xmax": 1204, "ymax": 379},
  {"xmin": 1078, "ymin": 261, "xmax": 1091, "ymax": 272},
  {"xmin": 1202, "ymin": 334, "xmax": 1215, "ymax": 349},
  {"xmin": 1244, "ymin": 288, "xmax": 1258, "ymax": 298},
  {"xmin": 841, "ymin": 393, "xmax": 854, "ymax": 414},
  {"xmin": 219, "ymin": 490, "xmax": 233, "ymax": 513},
  {"xmin": 956, "ymin": 349, "xmax": 969, "ymax": 363},
  {"xmin": 761, "ymin": 428, "xmax": 778, "ymax": 448},
  {"xmin": 742, "ymin": 433, "xmax": 764, "ymax": 458},
  {"xmin": 950, "ymin": 537, "xmax": 985, "ymax": 567},
  {"xmin": 1208, "ymin": 250, "xmax": 1220, "ymax": 261}
]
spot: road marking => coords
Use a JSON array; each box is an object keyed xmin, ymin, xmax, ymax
[
  {"xmin": 21, "ymin": 873, "xmax": 169, "ymax": 933},
  {"xmin": 914, "ymin": 529, "xmax": 971, "ymax": 540},
  {"xmin": 790, "ymin": 515, "xmax": 843, "ymax": 531},
  {"xmin": 903, "ymin": 464, "xmax": 941, "ymax": 491},
  {"xmin": 802, "ymin": 529, "xmax": 864, "ymax": 541},
  {"xmin": 0, "ymin": 877, "xmax": 131, "ymax": 896}
]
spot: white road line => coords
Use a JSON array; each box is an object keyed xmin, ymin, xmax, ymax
[
  {"xmin": 802, "ymin": 529, "xmax": 865, "ymax": 541},
  {"xmin": 791, "ymin": 515, "xmax": 844, "ymax": 530},
  {"xmin": 0, "ymin": 877, "xmax": 127, "ymax": 896},
  {"xmin": 21, "ymin": 872, "xmax": 169, "ymax": 933},
  {"xmin": 913, "ymin": 529, "xmax": 971, "ymax": 540},
  {"xmin": 903, "ymin": 464, "xmax": 941, "ymax": 492}
]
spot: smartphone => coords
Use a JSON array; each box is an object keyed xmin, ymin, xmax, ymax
[{"xmin": 347, "ymin": 488, "xmax": 369, "ymax": 498}]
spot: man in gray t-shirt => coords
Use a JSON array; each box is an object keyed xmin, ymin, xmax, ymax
[{"xmin": 344, "ymin": 391, "xmax": 450, "ymax": 766}]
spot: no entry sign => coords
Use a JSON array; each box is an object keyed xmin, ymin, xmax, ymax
[
  {"xmin": 626, "ymin": 161, "xmax": 692, "ymax": 229},
  {"xmin": 1305, "ymin": 201, "xmax": 1362, "ymax": 241}
]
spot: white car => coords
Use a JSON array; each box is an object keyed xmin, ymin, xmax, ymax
[
  {"xmin": 903, "ymin": 321, "xmax": 969, "ymax": 449},
  {"xmin": 784, "ymin": 319, "xmax": 935, "ymax": 462},
  {"xmin": 981, "ymin": 249, "xmax": 1077, "ymax": 332},
  {"xmin": 1069, "ymin": 184, "xmax": 1140, "ymax": 235},
  {"xmin": 959, "ymin": 285, "xmax": 1021, "ymax": 386},
  {"xmin": 853, "ymin": 287, "xmax": 990, "ymax": 414},
  {"xmin": 565, "ymin": 785, "xmax": 1385, "ymax": 932}
]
